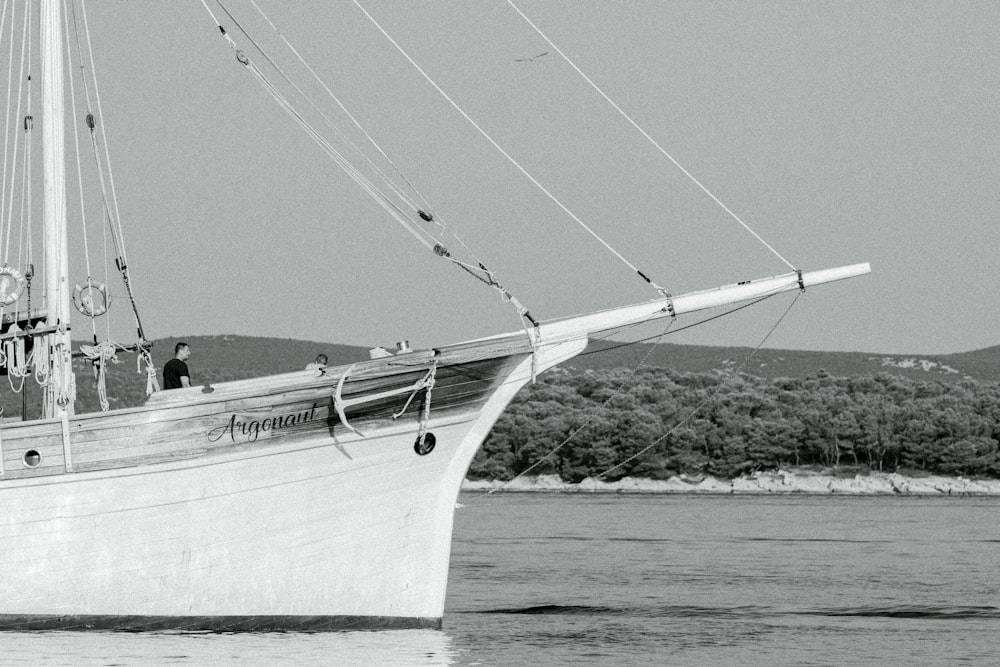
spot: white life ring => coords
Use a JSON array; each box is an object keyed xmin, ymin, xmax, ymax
[
  {"xmin": 73, "ymin": 282, "xmax": 111, "ymax": 317},
  {"xmin": 0, "ymin": 266, "xmax": 25, "ymax": 306}
]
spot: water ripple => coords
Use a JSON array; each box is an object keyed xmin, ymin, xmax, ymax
[
  {"xmin": 742, "ymin": 537, "xmax": 892, "ymax": 543},
  {"xmin": 468, "ymin": 603, "xmax": 1000, "ymax": 620},
  {"xmin": 805, "ymin": 605, "xmax": 1000, "ymax": 619},
  {"xmin": 469, "ymin": 604, "xmax": 757, "ymax": 618}
]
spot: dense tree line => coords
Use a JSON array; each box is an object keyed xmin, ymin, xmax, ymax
[
  {"xmin": 469, "ymin": 368, "xmax": 1000, "ymax": 481},
  {"xmin": 7, "ymin": 354, "xmax": 996, "ymax": 481}
]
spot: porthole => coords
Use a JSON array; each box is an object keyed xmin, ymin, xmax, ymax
[
  {"xmin": 414, "ymin": 432, "xmax": 436, "ymax": 456},
  {"xmin": 23, "ymin": 450, "xmax": 40, "ymax": 468}
]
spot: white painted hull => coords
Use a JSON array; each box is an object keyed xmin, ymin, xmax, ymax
[
  {"xmin": 3, "ymin": 419, "xmax": 479, "ymax": 627},
  {"xmin": 0, "ymin": 264, "xmax": 867, "ymax": 630},
  {"xmin": 0, "ymin": 333, "xmax": 586, "ymax": 630}
]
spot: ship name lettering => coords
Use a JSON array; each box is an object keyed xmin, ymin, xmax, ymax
[{"xmin": 207, "ymin": 403, "xmax": 319, "ymax": 443}]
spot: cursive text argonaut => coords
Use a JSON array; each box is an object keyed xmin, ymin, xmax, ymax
[{"xmin": 207, "ymin": 403, "xmax": 319, "ymax": 443}]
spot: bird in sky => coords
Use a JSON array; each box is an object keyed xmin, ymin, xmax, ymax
[{"xmin": 515, "ymin": 51, "xmax": 549, "ymax": 63}]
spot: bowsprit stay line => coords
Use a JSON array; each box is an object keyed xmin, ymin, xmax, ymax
[{"xmin": 0, "ymin": 1, "xmax": 868, "ymax": 631}]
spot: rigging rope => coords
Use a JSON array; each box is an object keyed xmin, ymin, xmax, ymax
[
  {"xmin": 351, "ymin": 0, "xmax": 671, "ymax": 297},
  {"xmin": 506, "ymin": 0, "xmax": 797, "ymax": 272},
  {"xmin": 582, "ymin": 294, "xmax": 774, "ymax": 355},
  {"xmin": 139, "ymin": 345, "xmax": 159, "ymax": 396},
  {"xmin": 71, "ymin": 0, "xmax": 149, "ymax": 342},
  {"xmin": 594, "ymin": 291, "xmax": 802, "ymax": 481},
  {"xmin": 236, "ymin": 0, "xmax": 425, "ymax": 215},
  {"xmin": 0, "ymin": 0, "xmax": 15, "ymax": 261},
  {"xmin": 2, "ymin": 4, "xmax": 29, "ymax": 263},
  {"xmin": 461, "ymin": 291, "xmax": 801, "ymax": 504},
  {"xmin": 79, "ymin": 340, "xmax": 117, "ymax": 411},
  {"xmin": 77, "ymin": 0, "xmax": 128, "ymax": 269},
  {"xmin": 2, "ymin": 326, "xmax": 30, "ymax": 392},
  {"xmin": 201, "ymin": 1, "xmax": 439, "ymax": 248},
  {"xmin": 64, "ymin": 3, "xmax": 98, "ymax": 344},
  {"xmin": 241, "ymin": 0, "xmax": 511, "ymax": 297},
  {"xmin": 15, "ymin": 4, "xmax": 31, "ymax": 284},
  {"xmin": 33, "ymin": 333, "xmax": 49, "ymax": 386},
  {"xmin": 247, "ymin": 0, "xmax": 426, "ymax": 212},
  {"xmin": 219, "ymin": 2, "xmax": 447, "ymax": 249},
  {"xmin": 484, "ymin": 317, "xmax": 675, "ymax": 496},
  {"xmin": 200, "ymin": 0, "xmax": 540, "ymax": 329}
]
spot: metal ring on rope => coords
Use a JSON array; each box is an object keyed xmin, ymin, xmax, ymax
[
  {"xmin": 73, "ymin": 282, "xmax": 111, "ymax": 317},
  {"xmin": 414, "ymin": 432, "xmax": 436, "ymax": 456},
  {"xmin": 0, "ymin": 266, "xmax": 26, "ymax": 306}
]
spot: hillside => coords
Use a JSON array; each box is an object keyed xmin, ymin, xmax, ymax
[
  {"xmin": 574, "ymin": 340, "xmax": 999, "ymax": 383},
  {"xmin": 3, "ymin": 335, "xmax": 993, "ymax": 419},
  {"xmin": 144, "ymin": 336, "xmax": 1000, "ymax": 385},
  {"xmin": 147, "ymin": 335, "xmax": 371, "ymax": 379},
  {"xmin": 6, "ymin": 335, "xmax": 372, "ymax": 419}
]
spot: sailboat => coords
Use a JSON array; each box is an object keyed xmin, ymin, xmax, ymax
[{"xmin": 0, "ymin": 1, "xmax": 868, "ymax": 630}]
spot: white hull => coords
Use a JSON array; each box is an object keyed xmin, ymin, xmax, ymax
[
  {"xmin": 0, "ymin": 330, "xmax": 586, "ymax": 630},
  {"xmin": 0, "ymin": 264, "xmax": 867, "ymax": 630},
  {"xmin": 4, "ymin": 421, "xmax": 490, "ymax": 628}
]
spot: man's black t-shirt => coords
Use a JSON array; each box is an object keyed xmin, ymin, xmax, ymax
[{"xmin": 163, "ymin": 358, "xmax": 189, "ymax": 389}]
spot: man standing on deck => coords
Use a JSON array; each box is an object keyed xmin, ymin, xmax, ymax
[{"xmin": 163, "ymin": 342, "xmax": 192, "ymax": 389}]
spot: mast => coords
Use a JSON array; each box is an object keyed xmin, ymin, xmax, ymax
[{"xmin": 41, "ymin": 0, "xmax": 74, "ymax": 418}]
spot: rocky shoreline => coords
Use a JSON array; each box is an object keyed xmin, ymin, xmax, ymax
[{"xmin": 462, "ymin": 470, "xmax": 1000, "ymax": 495}]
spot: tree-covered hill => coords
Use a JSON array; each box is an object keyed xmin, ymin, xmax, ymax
[
  {"xmin": 2, "ymin": 336, "xmax": 995, "ymax": 482},
  {"xmin": 82, "ymin": 335, "xmax": 1000, "ymax": 394},
  {"xmin": 469, "ymin": 367, "xmax": 1000, "ymax": 482},
  {"xmin": 6, "ymin": 333, "xmax": 993, "ymax": 412}
]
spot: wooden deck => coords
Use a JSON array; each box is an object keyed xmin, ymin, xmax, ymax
[{"xmin": 0, "ymin": 332, "xmax": 534, "ymax": 481}]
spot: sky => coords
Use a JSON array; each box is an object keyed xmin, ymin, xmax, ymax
[{"xmin": 9, "ymin": 1, "xmax": 998, "ymax": 355}]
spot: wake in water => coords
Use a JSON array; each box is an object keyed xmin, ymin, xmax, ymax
[{"xmin": 469, "ymin": 603, "xmax": 1000, "ymax": 620}]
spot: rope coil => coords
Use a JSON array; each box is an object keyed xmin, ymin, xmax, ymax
[
  {"xmin": 138, "ymin": 346, "xmax": 160, "ymax": 396},
  {"xmin": 80, "ymin": 340, "xmax": 120, "ymax": 411}
]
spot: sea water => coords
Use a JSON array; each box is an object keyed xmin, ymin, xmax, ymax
[{"xmin": 5, "ymin": 493, "xmax": 999, "ymax": 665}]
